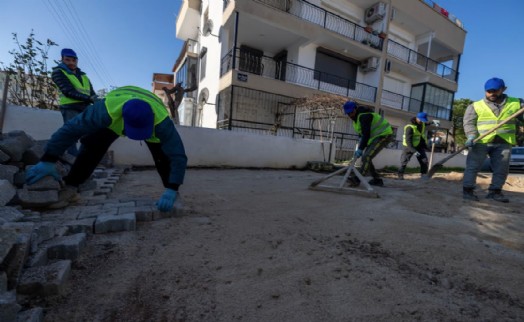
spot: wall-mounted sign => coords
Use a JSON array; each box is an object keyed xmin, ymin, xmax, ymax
[{"xmin": 237, "ymin": 73, "xmax": 248, "ymax": 82}]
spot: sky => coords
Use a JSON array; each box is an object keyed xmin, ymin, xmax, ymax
[{"xmin": 1, "ymin": 0, "xmax": 523, "ymax": 100}]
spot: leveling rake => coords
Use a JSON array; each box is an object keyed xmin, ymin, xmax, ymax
[{"xmin": 309, "ymin": 156, "xmax": 379, "ymax": 198}]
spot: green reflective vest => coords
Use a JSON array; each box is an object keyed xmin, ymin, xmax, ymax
[
  {"xmin": 472, "ymin": 97, "xmax": 520, "ymax": 144},
  {"xmin": 354, "ymin": 112, "xmax": 393, "ymax": 145},
  {"xmin": 402, "ymin": 123, "xmax": 426, "ymax": 147},
  {"xmin": 106, "ymin": 86, "xmax": 169, "ymax": 143},
  {"xmin": 59, "ymin": 69, "xmax": 92, "ymax": 105}
]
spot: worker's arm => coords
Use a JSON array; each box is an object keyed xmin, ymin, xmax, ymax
[
  {"xmin": 41, "ymin": 100, "xmax": 111, "ymax": 162},
  {"xmin": 51, "ymin": 67, "xmax": 93, "ymax": 103},
  {"xmin": 155, "ymin": 118, "xmax": 188, "ymax": 190},
  {"xmin": 463, "ymin": 103, "xmax": 479, "ymax": 138},
  {"xmin": 357, "ymin": 113, "xmax": 373, "ymax": 150}
]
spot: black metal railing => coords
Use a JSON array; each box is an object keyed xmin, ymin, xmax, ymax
[
  {"xmin": 387, "ymin": 40, "xmax": 458, "ymax": 82},
  {"xmin": 381, "ymin": 90, "xmax": 422, "ymax": 113},
  {"xmin": 221, "ymin": 47, "xmax": 377, "ymax": 103},
  {"xmin": 254, "ymin": 0, "xmax": 383, "ymax": 50}
]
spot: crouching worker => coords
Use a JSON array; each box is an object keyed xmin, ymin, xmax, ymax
[
  {"xmin": 343, "ymin": 101, "xmax": 394, "ymax": 187},
  {"xmin": 25, "ymin": 86, "xmax": 188, "ymax": 212}
]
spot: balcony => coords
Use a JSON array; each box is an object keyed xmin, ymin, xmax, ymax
[
  {"xmin": 387, "ymin": 40, "xmax": 458, "ymax": 82},
  {"xmin": 221, "ymin": 47, "xmax": 377, "ymax": 103},
  {"xmin": 381, "ymin": 90, "xmax": 451, "ymax": 120},
  {"xmin": 253, "ymin": 0, "xmax": 383, "ymax": 51}
]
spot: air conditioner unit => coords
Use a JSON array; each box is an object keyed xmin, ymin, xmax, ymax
[
  {"xmin": 360, "ymin": 57, "xmax": 379, "ymax": 72},
  {"xmin": 364, "ymin": 2, "xmax": 386, "ymax": 24}
]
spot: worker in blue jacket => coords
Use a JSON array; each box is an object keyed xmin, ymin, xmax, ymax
[
  {"xmin": 26, "ymin": 86, "xmax": 188, "ymax": 212},
  {"xmin": 52, "ymin": 48, "xmax": 97, "ymax": 156}
]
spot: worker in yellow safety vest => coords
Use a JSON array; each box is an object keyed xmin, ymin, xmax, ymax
[
  {"xmin": 462, "ymin": 77, "xmax": 524, "ymax": 203},
  {"xmin": 51, "ymin": 48, "xmax": 97, "ymax": 156}
]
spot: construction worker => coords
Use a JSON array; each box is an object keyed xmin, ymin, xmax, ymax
[
  {"xmin": 343, "ymin": 101, "xmax": 394, "ymax": 187},
  {"xmin": 397, "ymin": 112, "xmax": 440, "ymax": 180},
  {"xmin": 25, "ymin": 86, "xmax": 187, "ymax": 212},
  {"xmin": 52, "ymin": 48, "xmax": 97, "ymax": 156},
  {"xmin": 462, "ymin": 77, "xmax": 524, "ymax": 202}
]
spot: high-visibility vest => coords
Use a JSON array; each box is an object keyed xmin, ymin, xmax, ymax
[
  {"xmin": 402, "ymin": 123, "xmax": 426, "ymax": 147},
  {"xmin": 106, "ymin": 86, "xmax": 169, "ymax": 143},
  {"xmin": 354, "ymin": 112, "xmax": 393, "ymax": 145},
  {"xmin": 58, "ymin": 69, "xmax": 92, "ymax": 105},
  {"xmin": 473, "ymin": 97, "xmax": 520, "ymax": 144}
]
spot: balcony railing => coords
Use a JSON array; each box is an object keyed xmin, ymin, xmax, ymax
[
  {"xmin": 221, "ymin": 47, "xmax": 377, "ymax": 103},
  {"xmin": 381, "ymin": 90, "xmax": 451, "ymax": 120},
  {"xmin": 387, "ymin": 40, "xmax": 458, "ymax": 82},
  {"xmin": 254, "ymin": 0, "xmax": 383, "ymax": 50}
]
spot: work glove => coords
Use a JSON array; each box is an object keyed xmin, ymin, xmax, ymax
[
  {"xmin": 156, "ymin": 188, "xmax": 177, "ymax": 212},
  {"xmin": 432, "ymin": 120, "xmax": 441, "ymax": 127},
  {"xmin": 354, "ymin": 149, "xmax": 363, "ymax": 159},
  {"xmin": 25, "ymin": 161, "xmax": 60, "ymax": 185},
  {"xmin": 465, "ymin": 135, "xmax": 476, "ymax": 148}
]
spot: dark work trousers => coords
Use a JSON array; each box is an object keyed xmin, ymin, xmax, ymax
[
  {"xmin": 64, "ymin": 128, "xmax": 172, "ymax": 188},
  {"xmin": 398, "ymin": 146, "xmax": 429, "ymax": 175},
  {"xmin": 352, "ymin": 134, "xmax": 394, "ymax": 180}
]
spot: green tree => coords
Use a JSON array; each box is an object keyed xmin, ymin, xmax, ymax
[
  {"xmin": 0, "ymin": 30, "xmax": 59, "ymax": 109},
  {"xmin": 451, "ymin": 98, "xmax": 472, "ymax": 147}
]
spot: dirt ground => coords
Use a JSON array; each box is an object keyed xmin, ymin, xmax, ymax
[{"xmin": 32, "ymin": 168, "xmax": 524, "ymax": 321}]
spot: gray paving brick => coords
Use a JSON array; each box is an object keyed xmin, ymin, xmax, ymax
[
  {"xmin": 0, "ymin": 164, "xmax": 19, "ymax": 184},
  {"xmin": 0, "ymin": 206, "xmax": 24, "ymax": 222},
  {"xmin": 26, "ymin": 248, "xmax": 48, "ymax": 268},
  {"xmin": 0, "ymin": 179, "xmax": 16, "ymax": 206},
  {"xmin": 17, "ymin": 260, "xmax": 71, "ymax": 296},
  {"xmin": 64, "ymin": 218, "xmax": 95, "ymax": 235},
  {"xmin": 0, "ymin": 290, "xmax": 21, "ymax": 322},
  {"xmin": 16, "ymin": 189, "xmax": 59, "ymax": 208},
  {"xmin": 45, "ymin": 233, "xmax": 87, "ymax": 260},
  {"xmin": 94, "ymin": 213, "xmax": 136, "ymax": 234},
  {"xmin": 16, "ymin": 307, "xmax": 44, "ymax": 322}
]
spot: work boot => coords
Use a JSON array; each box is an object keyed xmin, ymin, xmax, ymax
[
  {"xmin": 485, "ymin": 190, "xmax": 509, "ymax": 203},
  {"xmin": 346, "ymin": 176, "xmax": 360, "ymax": 187},
  {"xmin": 48, "ymin": 185, "xmax": 80, "ymax": 209},
  {"xmin": 463, "ymin": 187, "xmax": 479, "ymax": 201},
  {"xmin": 397, "ymin": 173, "xmax": 404, "ymax": 180},
  {"xmin": 368, "ymin": 178, "xmax": 384, "ymax": 186}
]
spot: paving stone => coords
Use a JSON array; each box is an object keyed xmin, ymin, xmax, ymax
[
  {"xmin": 102, "ymin": 201, "xmax": 135, "ymax": 209},
  {"xmin": 45, "ymin": 233, "xmax": 87, "ymax": 261},
  {"xmin": 0, "ymin": 179, "xmax": 16, "ymax": 206},
  {"xmin": 1, "ymin": 223, "xmax": 32, "ymax": 289},
  {"xmin": 0, "ymin": 164, "xmax": 19, "ymax": 184},
  {"xmin": 16, "ymin": 189, "xmax": 59, "ymax": 208},
  {"xmin": 126, "ymin": 205, "xmax": 156, "ymax": 222},
  {"xmin": 94, "ymin": 213, "xmax": 136, "ymax": 234},
  {"xmin": 23, "ymin": 177, "xmax": 60, "ymax": 191},
  {"xmin": 78, "ymin": 208, "xmax": 116, "ymax": 220},
  {"xmin": 16, "ymin": 307, "xmax": 44, "ymax": 322},
  {"xmin": 0, "ymin": 206, "xmax": 24, "ymax": 222},
  {"xmin": 0, "ymin": 228, "xmax": 18, "ymax": 264},
  {"xmin": 26, "ymin": 249, "xmax": 48, "ymax": 268},
  {"xmin": 17, "ymin": 260, "xmax": 71, "ymax": 296},
  {"xmin": 0, "ymin": 271, "xmax": 7, "ymax": 292},
  {"xmin": 0, "ymin": 149, "xmax": 10, "ymax": 163},
  {"xmin": 0, "ymin": 290, "xmax": 21, "ymax": 321},
  {"xmin": 63, "ymin": 218, "xmax": 95, "ymax": 235},
  {"xmin": 0, "ymin": 132, "xmax": 34, "ymax": 162}
]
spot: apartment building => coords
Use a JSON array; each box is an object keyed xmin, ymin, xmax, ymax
[{"xmin": 174, "ymin": 0, "xmax": 466, "ymax": 158}]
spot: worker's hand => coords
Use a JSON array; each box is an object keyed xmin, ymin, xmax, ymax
[
  {"xmin": 89, "ymin": 95, "xmax": 98, "ymax": 104},
  {"xmin": 432, "ymin": 120, "xmax": 440, "ymax": 127},
  {"xmin": 156, "ymin": 188, "xmax": 177, "ymax": 212},
  {"xmin": 25, "ymin": 161, "xmax": 60, "ymax": 185},
  {"xmin": 354, "ymin": 149, "xmax": 363, "ymax": 158},
  {"xmin": 415, "ymin": 152, "xmax": 421, "ymax": 157},
  {"xmin": 465, "ymin": 135, "xmax": 476, "ymax": 148}
]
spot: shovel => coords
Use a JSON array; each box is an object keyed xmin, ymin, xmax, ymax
[{"xmin": 423, "ymin": 107, "xmax": 524, "ymax": 179}]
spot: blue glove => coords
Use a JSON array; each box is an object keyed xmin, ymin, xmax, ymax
[
  {"xmin": 25, "ymin": 161, "xmax": 60, "ymax": 185},
  {"xmin": 465, "ymin": 135, "xmax": 476, "ymax": 148},
  {"xmin": 354, "ymin": 149, "xmax": 363, "ymax": 158},
  {"xmin": 156, "ymin": 188, "xmax": 177, "ymax": 212}
]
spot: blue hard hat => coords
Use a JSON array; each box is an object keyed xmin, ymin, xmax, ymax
[
  {"xmin": 122, "ymin": 99, "xmax": 154, "ymax": 140},
  {"xmin": 416, "ymin": 112, "xmax": 428, "ymax": 123},
  {"xmin": 484, "ymin": 77, "xmax": 505, "ymax": 91},
  {"xmin": 343, "ymin": 101, "xmax": 357, "ymax": 114},
  {"xmin": 61, "ymin": 48, "xmax": 77, "ymax": 58}
]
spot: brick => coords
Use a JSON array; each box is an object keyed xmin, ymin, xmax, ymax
[
  {"xmin": 0, "ymin": 164, "xmax": 19, "ymax": 184},
  {"xmin": 24, "ymin": 176, "xmax": 61, "ymax": 191},
  {"xmin": 0, "ymin": 290, "xmax": 21, "ymax": 321},
  {"xmin": 63, "ymin": 218, "xmax": 95, "ymax": 235},
  {"xmin": 16, "ymin": 189, "xmax": 59, "ymax": 208},
  {"xmin": 0, "ymin": 179, "xmax": 16, "ymax": 206},
  {"xmin": 94, "ymin": 213, "xmax": 136, "ymax": 234},
  {"xmin": 17, "ymin": 260, "xmax": 71, "ymax": 296},
  {"xmin": 45, "ymin": 233, "xmax": 87, "ymax": 261},
  {"xmin": 0, "ymin": 206, "xmax": 24, "ymax": 222},
  {"xmin": 16, "ymin": 307, "xmax": 44, "ymax": 322}
]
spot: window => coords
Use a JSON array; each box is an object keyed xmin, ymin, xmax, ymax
[
  {"xmin": 200, "ymin": 47, "xmax": 207, "ymax": 80},
  {"xmin": 314, "ymin": 48, "xmax": 358, "ymax": 89}
]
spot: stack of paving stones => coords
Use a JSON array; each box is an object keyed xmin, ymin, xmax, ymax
[{"xmin": 0, "ymin": 130, "xmax": 182, "ymax": 321}]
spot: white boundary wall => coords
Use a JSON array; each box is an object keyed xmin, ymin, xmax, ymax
[{"xmin": 2, "ymin": 104, "xmax": 467, "ymax": 169}]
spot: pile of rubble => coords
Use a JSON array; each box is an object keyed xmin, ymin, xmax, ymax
[{"xmin": 0, "ymin": 131, "xmax": 180, "ymax": 321}]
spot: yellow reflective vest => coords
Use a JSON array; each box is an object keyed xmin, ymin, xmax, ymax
[
  {"xmin": 105, "ymin": 86, "xmax": 169, "ymax": 143},
  {"xmin": 354, "ymin": 112, "xmax": 393, "ymax": 145},
  {"xmin": 472, "ymin": 97, "xmax": 520, "ymax": 144},
  {"xmin": 59, "ymin": 69, "xmax": 92, "ymax": 105},
  {"xmin": 402, "ymin": 123, "xmax": 426, "ymax": 147}
]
